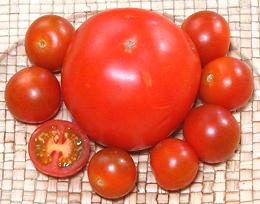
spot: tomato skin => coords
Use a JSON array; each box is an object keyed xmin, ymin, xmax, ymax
[
  {"xmin": 87, "ymin": 147, "xmax": 137, "ymax": 199},
  {"xmin": 29, "ymin": 120, "xmax": 90, "ymax": 178},
  {"xmin": 199, "ymin": 57, "xmax": 253, "ymax": 111},
  {"xmin": 183, "ymin": 104, "xmax": 240, "ymax": 163},
  {"xmin": 25, "ymin": 15, "xmax": 75, "ymax": 72},
  {"xmin": 62, "ymin": 8, "xmax": 201, "ymax": 151},
  {"xmin": 150, "ymin": 138, "xmax": 199, "ymax": 191},
  {"xmin": 182, "ymin": 11, "xmax": 230, "ymax": 66},
  {"xmin": 5, "ymin": 66, "xmax": 61, "ymax": 124}
]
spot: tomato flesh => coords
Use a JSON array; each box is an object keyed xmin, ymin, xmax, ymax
[
  {"xmin": 29, "ymin": 120, "xmax": 90, "ymax": 177},
  {"xmin": 62, "ymin": 8, "xmax": 201, "ymax": 151},
  {"xmin": 34, "ymin": 125, "xmax": 83, "ymax": 167}
]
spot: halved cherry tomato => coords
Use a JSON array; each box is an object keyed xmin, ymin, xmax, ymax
[
  {"xmin": 5, "ymin": 66, "xmax": 61, "ymax": 124},
  {"xmin": 183, "ymin": 104, "xmax": 240, "ymax": 163},
  {"xmin": 25, "ymin": 15, "xmax": 75, "ymax": 72},
  {"xmin": 182, "ymin": 11, "xmax": 230, "ymax": 66},
  {"xmin": 87, "ymin": 147, "xmax": 137, "ymax": 199},
  {"xmin": 199, "ymin": 56, "xmax": 253, "ymax": 111},
  {"xmin": 28, "ymin": 120, "xmax": 90, "ymax": 177},
  {"xmin": 150, "ymin": 138, "xmax": 199, "ymax": 191}
]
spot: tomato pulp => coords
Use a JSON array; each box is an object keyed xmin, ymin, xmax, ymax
[
  {"xmin": 62, "ymin": 8, "xmax": 201, "ymax": 151},
  {"xmin": 29, "ymin": 120, "xmax": 90, "ymax": 177}
]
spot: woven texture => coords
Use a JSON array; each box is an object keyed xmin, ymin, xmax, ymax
[{"xmin": 0, "ymin": 0, "xmax": 260, "ymax": 203}]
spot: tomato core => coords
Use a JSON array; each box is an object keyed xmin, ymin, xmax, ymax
[
  {"xmin": 207, "ymin": 73, "xmax": 214, "ymax": 82},
  {"xmin": 124, "ymin": 39, "xmax": 136, "ymax": 52},
  {"xmin": 38, "ymin": 39, "xmax": 47, "ymax": 49}
]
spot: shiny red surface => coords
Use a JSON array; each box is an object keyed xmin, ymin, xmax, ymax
[
  {"xmin": 62, "ymin": 8, "xmax": 201, "ymax": 151},
  {"xmin": 150, "ymin": 138, "xmax": 199, "ymax": 191},
  {"xmin": 184, "ymin": 104, "xmax": 240, "ymax": 163},
  {"xmin": 182, "ymin": 11, "xmax": 230, "ymax": 66},
  {"xmin": 25, "ymin": 15, "xmax": 75, "ymax": 72},
  {"xmin": 87, "ymin": 147, "xmax": 137, "ymax": 199},
  {"xmin": 199, "ymin": 57, "xmax": 253, "ymax": 111},
  {"xmin": 5, "ymin": 66, "xmax": 61, "ymax": 123}
]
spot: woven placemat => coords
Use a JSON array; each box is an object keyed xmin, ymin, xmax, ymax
[{"xmin": 0, "ymin": 0, "xmax": 260, "ymax": 203}]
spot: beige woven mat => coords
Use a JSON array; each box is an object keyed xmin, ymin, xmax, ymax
[{"xmin": 0, "ymin": 0, "xmax": 260, "ymax": 203}]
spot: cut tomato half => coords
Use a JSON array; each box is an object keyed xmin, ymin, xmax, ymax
[{"xmin": 28, "ymin": 120, "xmax": 90, "ymax": 177}]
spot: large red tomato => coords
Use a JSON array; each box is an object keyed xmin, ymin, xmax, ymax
[{"xmin": 62, "ymin": 8, "xmax": 201, "ymax": 151}]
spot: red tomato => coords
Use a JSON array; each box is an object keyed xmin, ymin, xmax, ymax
[
  {"xmin": 182, "ymin": 11, "xmax": 230, "ymax": 66},
  {"xmin": 5, "ymin": 66, "xmax": 61, "ymax": 124},
  {"xmin": 28, "ymin": 120, "xmax": 90, "ymax": 177},
  {"xmin": 25, "ymin": 15, "xmax": 75, "ymax": 72},
  {"xmin": 183, "ymin": 104, "xmax": 240, "ymax": 163},
  {"xmin": 87, "ymin": 147, "xmax": 137, "ymax": 199},
  {"xmin": 199, "ymin": 57, "xmax": 253, "ymax": 111},
  {"xmin": 62, "ymin": 8, "xmax": 201, "ymax": 151},
  {"xmin": 150, "ymin": 138, "xmax": 199, "ymax": 191}
]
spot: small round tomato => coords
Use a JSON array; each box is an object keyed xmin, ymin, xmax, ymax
[
  {"xmin": 199, "ymin": 56, "xmax": 253, "ymax": 111},
  {"xmin": 29, "ymin": 120, "xmax": 90, "ymax": 177},
  {"xmin": 182, "ymin": 11, "xmax": 230, "ymax": 66},
  {"xmin": 150, "ymin": 138, "xmax": 199, "ymax": 191},
  {"xmin": 25, "ymin": 15, "xmax": 75, "ymax": 72},
  {"xmin": 183, "ymin": 104, "xmax": 240, "ymax": 163},
  {"xmin": 5, "ymin": 66, "xmax": 61, "ymax": 124},
  {"xmin": 88, "ymin": 147, "xmax": 137, "ymax": 199}
]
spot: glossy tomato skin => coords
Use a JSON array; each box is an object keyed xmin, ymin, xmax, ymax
[
  {"xmin": 182, "ymin": 11, "xmax": 230, "ymax": 66},
  {"xmin": 183, "ymin": 104, "xmax": 240, "ymax": 163},
  {"xmin": 199, "ymin": 57, "xmax": 253, "ymax": 111},
  {"xmin": 150, "ymin": 138, "xmax": 199, "ymax": 191},
  {"xmin": 25, "ymin": 15, "xmax": 75, "ymax": 72},
  {"xmin": 29, "ymin": 120, "xmax": 90, "ymax": 177},
  {"xmin": 88, "ymin": 147, "xmax": 137, "ymax": 199},
  {"xmin": 5, "ymin": 66, "xmax": 61, "ymax": 124},
  {"xmin": 62, "ymin": 8, "xmax": 201, "ymax": 151}
]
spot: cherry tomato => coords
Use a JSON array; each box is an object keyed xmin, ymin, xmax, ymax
[
  {"xmin": 5, "ymin": 66, "xmax": 61, "ymax": 124},
  {"xmin": 150, "ymin": 138, "xmax": 199, "ymax": 191},
  {"xmin": 28, "ymin": 120, "xmax": 90, "ymax": 177},
  {"xmin": 88, "ymin": 147, "xmax": 137, "ymax": 199},
  {"xmin": 199, "ymin": 57, "xmax": 253, "ymax": 111},
  {"xmin": 25, "ymin": 15, "xmax": 75, "ymax": 72},
  {"xmin": 182, "ymin": 11, "xmax": 230, "ymax": 66},
  {"xmin": 62, "ymin": 8, "xmax": 201, "ymax": 151},
  {"xmin": 183, "ymin": 104, "xmax": 240, "ymax": 163}
]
